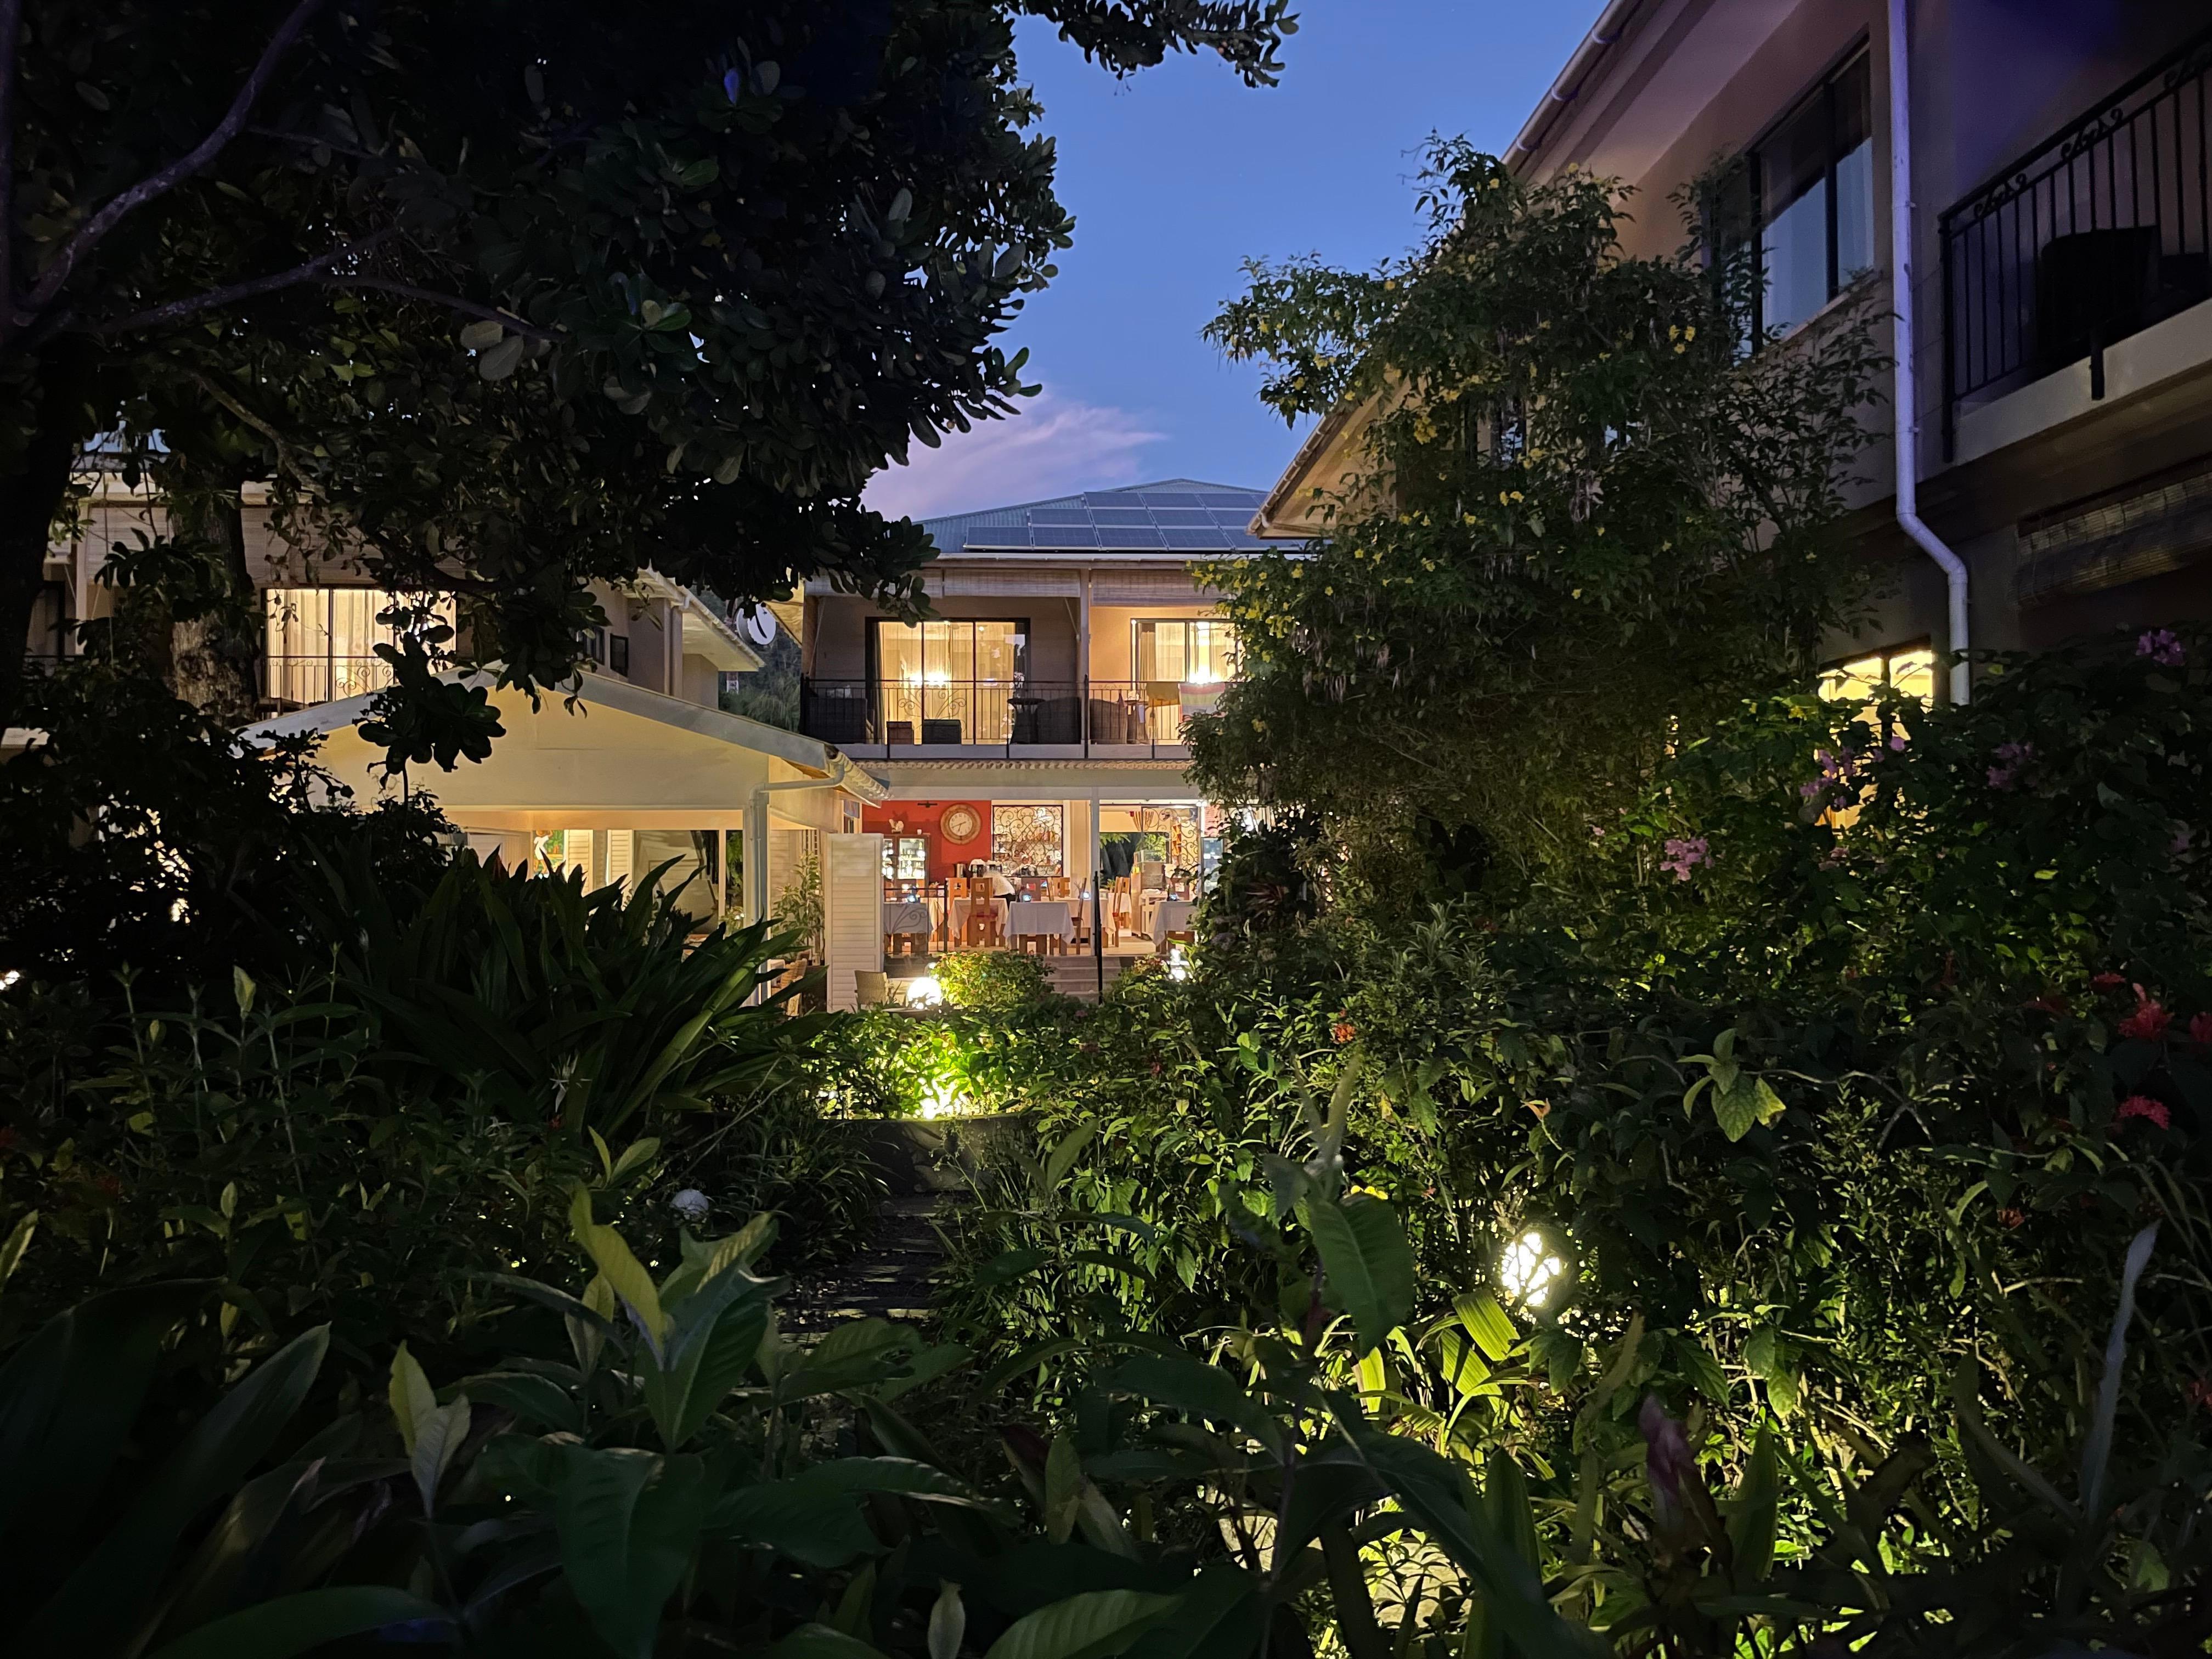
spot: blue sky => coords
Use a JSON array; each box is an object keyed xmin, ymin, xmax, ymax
[{"xmin": 865, "ymin": 1, "xmax": 1605, "ymax": 519}]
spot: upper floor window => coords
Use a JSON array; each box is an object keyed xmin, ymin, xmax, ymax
[
  {"xmin": 1754, "ymin": 51, "xmax": 1874, "ymax": 337},
  {"xmin": 1133, "ymin": 619, "xmax": 1237, "ymax": 685},
  {"xmin": 263, "ymin": 587, "xmax": 452, "ymax": 707}
]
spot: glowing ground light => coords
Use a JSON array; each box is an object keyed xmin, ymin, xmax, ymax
[
  {"xmin": 1165, "ymin": 946, "xmax": 1190, "ymax": 982},
  {"xmin": 1500, "ymin": 1229, "xmax": 1568, "ymax": 1308},
  {"xmin": 906, "ymin": 975, "xmax": 944, "ymax": 1008},
  {"xmin": 918, "ymin": 1076, "xmax": 966, "ymax": 1119},
  {"xmin": 0, "ymin": 969, "xmax": 20, "ymax": 990}
]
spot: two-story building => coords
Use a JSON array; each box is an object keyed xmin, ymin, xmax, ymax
[
  {"xmin": 794, "ymin": 477, "xmax": 1275, "ymax": 922},
  {"xmin": 1256, "ymin": 0, "xmax": 2212, "ymax": 698}
]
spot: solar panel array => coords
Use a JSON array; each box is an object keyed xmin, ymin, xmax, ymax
[{"xmin": 921, "ymin": 479, "xmax": 1284, "ymax": 554}]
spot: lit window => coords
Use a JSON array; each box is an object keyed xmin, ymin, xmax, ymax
[
  {"xmin": 263, "ymin": 588, "xmax": 453, "ymax": 707},
  {"xmin": 1820, "ymin": 645, "xmax": 1936, "ymax": 706},
  {"xmin": 1133, "ymin": 619, "xmax": 1238, "ymax": 685}
]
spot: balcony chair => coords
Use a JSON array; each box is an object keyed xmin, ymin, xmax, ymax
[{"xmin": 921, "ymin": 718, "xmax": 962, "ymax": 744}]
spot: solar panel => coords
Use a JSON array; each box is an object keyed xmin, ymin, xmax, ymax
[
  {"xmin": 961, "ymin": 529, "xmax": 1032, "ymax": 548},
  {"xmin": 1149, "ymin": 510, "xmax": 1214, "ymax": 527},
  {"xmin": 1034, "ymin": 528, "xmax": 1100, "ymax": 548},
  {"xmin": 1097, "ymin": 528, "xmax": 1167, "ymax": 548},
  {"xmin": 1164, "ymin": 528, "xmax": 1232, "ymax": 549},
  {"xmin": 1028, "ymin": 507, "xmax": 1091, "ymax": 526},
  {"xmin": 1136, "ymin": 493, "xmax": 1203, "ymax": 507},
  {"xmin": 1198, "ymin": 492, "xmax": 1262, "ymax": 508},
  {"xmin": 1088, "ymin": 509, "xmax": 1153, "ymax": 527}
]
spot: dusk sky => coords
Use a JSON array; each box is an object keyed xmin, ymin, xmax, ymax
[{"xmin": 864, "ymin": 1, "xmax": 1607, "ymax": 521}]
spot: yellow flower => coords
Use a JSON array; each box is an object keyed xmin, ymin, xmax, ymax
[
  {"xmin": 1509, "ymin": 491, "xmax": 1523, "ymax": 502},
  {"xmin": 1683, "ymin": 325, "xmax": 1697, "ymax": 341},
  {"xmin": 1384, "ymin": 279, "xmax": 1397, "ymax": 291},
  {"xmin": 1596, "ymin": 526, "xmax": 1606, "ymax": 535}
]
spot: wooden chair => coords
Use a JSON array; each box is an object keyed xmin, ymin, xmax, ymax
[
  {"xmin": 963, "ymin": 904, "xmax": 1001, "ymax": 948},
  {"xmin": 855, "ymin": 970, "xmax": 891, "ymax": 1008}
]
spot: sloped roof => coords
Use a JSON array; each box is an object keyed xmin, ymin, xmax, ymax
[{"xmin": 919, "ymin": 478, "xmax": 1288, "ymax": 555}]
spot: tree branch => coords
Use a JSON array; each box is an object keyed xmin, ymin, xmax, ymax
[
  {"xmin": 19, "ymin": 0, "xmax": 327, "ymax": 324},
  {"xmin": 89, "ymin": 227, "xmax": 396, "ymax": 335},
  {"xmin": 181, "ymin": 367, "xmax": 300, "ymax": 477},
  {"xmin": 320, "ymin": 276, "xmax": 559, "ymax": 340}
]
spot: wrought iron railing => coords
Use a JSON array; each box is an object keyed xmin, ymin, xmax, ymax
[
  {"xmin": 798, "ymin": 678, "xmax": 1221, "ymax": 755},
  {"xmin": 261, "ymin": 653, "xmax": 397, "ymax": 707},
  {"xmin": 1940, "ymin": 24, "xmax": 2212, "ymax": 453}
]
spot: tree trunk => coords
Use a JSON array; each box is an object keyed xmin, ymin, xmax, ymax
[
  {"xmin": 167, "ymin": 488, "xmax": 263, "ymax": 724},
  {"xmin": 0, "ymin": 341, "xmax": 101, "ymax": 731}
]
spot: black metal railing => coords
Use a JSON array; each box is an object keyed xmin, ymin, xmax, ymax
[
  {"xmin": 798, "ymin": 678, "xmax": 1220, "ymax": 755},
  {"xmin": 260, "ymin": 653, "xmax": 397, "ymax": 708},
  {"xmin": 1940, "ymin": 24, "xmax": 2212, "ymax": 453}
]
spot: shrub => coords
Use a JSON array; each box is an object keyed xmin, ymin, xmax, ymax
[{"xmin": 934, "ymin": 947, "xmax": 1049, "ymax": 1011}]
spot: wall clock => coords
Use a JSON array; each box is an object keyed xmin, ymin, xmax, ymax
[{"xmin": 940, "ymin": 805, "xmax": 981, "ymax": 844}]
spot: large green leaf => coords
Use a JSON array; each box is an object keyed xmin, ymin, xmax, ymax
[
  {"xmin": 0, "ymin": 1279, "xmax": 213, "ymax": 1617},
  {"xmin": 1727, "ymin": 1427, "xmax": 1780, "ymax": 1585},
  {"xmin": 983, "ymin": 1589, "xmax": 1181, "ymax": 1659},
  {"xmin": 18, "ymin": 1324, "xmax": 329, "ymax": 1658},
  {"xmin": 642, "ymin": 1298, "xmax": 768, "ymax": 1451},
  {"xmin": 554, "ymin": 1445, "xmax": 712, "ymax": 1659},
  {"xmin": 770, "ymin": 1625, "xmax": 890, "ymax": 1658},
  {"xmin": 1104, "ymin": 1355, "xmax": 1278, "ymax": 1446},
  {"xmin": 714, "ymin": 1457, "xmax": 1011, "ymax": 1566},
  {"xmin": 1120, "ymin": 1565, "xmax": 1267, "ymax": 1659},
  {"xmin": 1306, "ymin": 1197, "xmax": 1415, "ymax": 1356},
  {"xmin": 143, "ymin": 1587, "xmax": 452, "ymax": 1659},
  {"xmin": 1331, "ymin": 1398, "xmax": 1603, "ymax": 1657}
]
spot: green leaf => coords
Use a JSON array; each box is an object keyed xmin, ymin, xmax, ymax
[
  {"xmin": 569, "ymin": 1188, "xmax": 667, "ymax": 1355},
  {"xmin": 1454, "ymin": 1292, "xmax": 1518, "ymax": 1362},
  {"xmin": 976, "ymin": 1247, "xmax": 1051, "ymax": 1287},
  {"xmin": 387, "ymin": 1340, "xmax": 437, "ymax": 1456},
  {"xmin": 1712, "ymin": 1074, "xmax": 1786, "ymax": 1141},
  {"xmin": 18, "ymin": 1324, "xmax": 328, "ymax": 1658},
  {"xmin": 929, "ymin": 1582, "xmax": 965, "ymax": 1659},
  {"xmin": 478, "ymin": 334, "xmax": 527, "ymax": 380},
  {"xmin": 1331, "ymin": 1398, "xmax": 1603, "ymax": 1658},
  {"xmin": 1104, "ymin": 1355, "xmax": 1276, "ymax": 1444},
  {"xmin": 457, "ymin": 1370, "xmax": 585, "ymax": 1436},
  {"xmin": 410, "ymin": 1395, "xmax": 471, "ymax": 1514},
  {"xmin": 1045, "ymin": 1434, "xmax": 1083, "ymax": 1544},
  {"xmin": 1044, "ymin": 1122, "xmax": 1099, "ymax": 1191},
  {"xmin": 1727, "ymin": 1427, "xmax": 1779, "ymax": 1584},
  {"xmin": 1121, "ymin": 1564, "xmax": 1266, "ymax": 1659},
  {"xmin": 1307, "ymin": 1196, "xmax": 1414, "ymax": 1356},
  {"xmin": 459, "ymin": 319, "xmax": 504, "ymax": 351},
  {"xmin": 0, "ymin": 1210, "xmax": 37, "ymax": 1294},
  {"xmin": 642, "ymin": 1298, "xmax": 767, "ymax": 1449},
  {"xmin": 781, "ymin": 1318, "xmax": 913, "ymax": 1400},
  {"xmin": 554, "ymin": 1445, "xmax": 712, "ymax": 1659},
  {"xmin": 608, "ymin": 1136, "xmax": 662, "ymax": 1184},
  {"xmin": 144, "ymin": 1587, "xmax": 452, "ymax": 1659},
  {"xmin": 983, "ymin": 1589, "xmax": 1181, "ymax": 1659},
  {"xmin": 771, "ymin": 1626, "xmax": 889, "ymax": 1659}
]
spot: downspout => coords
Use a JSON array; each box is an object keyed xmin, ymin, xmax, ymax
[{"xmin": 1888, "ymin": 0, "xmax": 1971, "ymax": 703}]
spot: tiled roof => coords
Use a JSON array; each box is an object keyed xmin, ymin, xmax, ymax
[{"xmin": 919, "ymin": 478, "xmax": 1288, "ymax": 555}]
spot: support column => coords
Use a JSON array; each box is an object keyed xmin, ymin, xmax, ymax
[{"xmin": 1079, "ymin": 568, "xmax": 1092, "ymax": 755}]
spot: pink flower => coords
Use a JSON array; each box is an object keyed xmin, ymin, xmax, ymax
[
  {"xmin": 2119, "ymin": 995, "xmax": 2171, "ymax": 1042},
  {"xmin": 2191, "ymin": 1012, "xmax": 2212, "ymax": 1047},
  {"xmin": 1661, "ymin": 836, "xmax": 1711, "ymax": 882},
  {"xmin": 1639, "ymin": 1395, "xmax": 1696, "ymax": 1526},
  {"xmin": 2137, "ymin": 629, "xmax": 2185, "ymax": 667},
  {"xmin": 2118, "ymin": 1095, "xmax": 2171, "ymax": 1130},
  {"xmin": 2092, "ymin": 972, "xmax": 2128, "ymax": 989},
  {"xmin": 1987, "ymin": 741, "xmax": 2036, "ymax": 791},
  {"xmin": 1888, "ymin": 732, "xmax": 1907, "ymax": 752}
]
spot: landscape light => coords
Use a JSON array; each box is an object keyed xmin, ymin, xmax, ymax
[
  {"xmin": 907, "ymin": 975, "xmax": 944, "ymax": 1008},
  {"xmin": 0, "ymin": 969, "xmax": 19, "ymax": 990},
  {"xmin": 1165, "ymin": 945, "xmax": 1190, "ymax": 982},
  {"xmin": 918, "ymin": 1076, "xmax": 965, "ymax": 1119},
  {"xmin": 1500, "ymin": 1228, "xmax": 1568, "ymax": 1309}
]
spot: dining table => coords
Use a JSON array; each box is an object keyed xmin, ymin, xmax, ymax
[
  {"xmin": 1150, "ymin": 897, "xmax": 1196, "ymax": 939},
  {"xmin": 884, "ymin": 898, "xmax": 934, "ymax": 938},
  {"xmin": 1005, "ymin": 899, "xmax": 1075, "ymax": 946}
]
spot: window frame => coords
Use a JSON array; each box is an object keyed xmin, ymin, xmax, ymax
[
  {"xmin": 1130, "ymin": 616, "xmax": 1239, "ymax": 684},
  {"xmin": 1745, "ymin": 41, "xmax": 1874, "ymax": 341}
]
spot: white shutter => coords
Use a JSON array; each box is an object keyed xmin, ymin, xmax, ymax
[
  {"xmin": 561, "ymin": 828, "xmax": 595, "ymax": 884},
  {"xmin": 604, "ymin": 830, "xmax": 635, "ymax": 890},
  {"xmin": 823, "ymin": 834, "xmax": 884, "ymax": 1012}
]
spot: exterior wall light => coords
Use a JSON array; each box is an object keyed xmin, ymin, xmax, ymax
[{"xmin": 1500, "ymin": 1227, "xmax": 1568, "ymax": 1309}]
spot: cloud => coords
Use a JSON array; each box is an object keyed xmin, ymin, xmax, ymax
[{"xmin": 862, "ymin": 391, "xmax": 1165, "ymax": 521}]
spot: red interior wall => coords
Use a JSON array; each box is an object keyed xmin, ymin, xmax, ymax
[{"xmin": 861, "ymin": 800, "xmax": 991, "ymax": 881}]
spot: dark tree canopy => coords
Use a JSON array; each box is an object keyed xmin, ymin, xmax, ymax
[{"xmin": 0, "ymin": 0, "xmax": 1296, "ymax": 741}]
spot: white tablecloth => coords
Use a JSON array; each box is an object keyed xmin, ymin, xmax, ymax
[
  {"xmin": 1152, "ymin": 898, "xmax": 1195, "ymax": 938},
  {"xmin": 1006, "ymin": 900, "xmax": 1074, "ymax": 941},
  {"xmin": 884, "ymin": 899, "xmax": 933, "ymax": 935}
]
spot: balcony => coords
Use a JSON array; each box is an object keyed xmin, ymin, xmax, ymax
[
  {"xmin": 1940, "ymin": 24, "xmax": 2212, "ymax": 454},
  {"xmin": 798, "ymin": 678, "xmax": 1224, "ymax": 758},
  {"xmin": 261, "ymin": 653, "xmax": 397, "ymax": 709}
]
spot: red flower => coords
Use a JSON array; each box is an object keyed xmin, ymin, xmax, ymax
[
  {"xmin": 2118, "ymin": 1095, "xmax": 2171, "ymax": 1130},
  {"xmin": 2092, "ymin": 972, "xmax": 2128, "ymax": 989},
  {"xmin": 1330, "ymin": 1020, "xmax": 1357, "ymax": 1046},
  {"xmin": 2191, "ymin": 1012, "xmax": 2212, "ymax": 1047},
  {"xmin": 2119, "ymin": 996, "xmax": 2171, "ymax": 1042},
  {"xmin": 2189, "ymin": 1378, "xmax": 2212, "ymax": 1413},
  {"xmin": 1996, "ymin": 1206, "xmax": 2027, "ymax": 1229},
  {"xmin": 1148, "ymin": 1058, "xmax": 1163, "ymax": 1077}
]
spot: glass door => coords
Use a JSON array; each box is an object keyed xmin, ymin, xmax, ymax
[{"xmin": 871, "ymin": 619, "xmax": 1026, "ymax": 743}]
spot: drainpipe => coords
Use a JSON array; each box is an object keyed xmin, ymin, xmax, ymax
[
  {"xmin": 746, "ymin": 753, "xmax": 873, "ymax": 925},
  {"xmin": 1888, "ymin": 0, "xmax": 1971, "ymax": 703}
]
